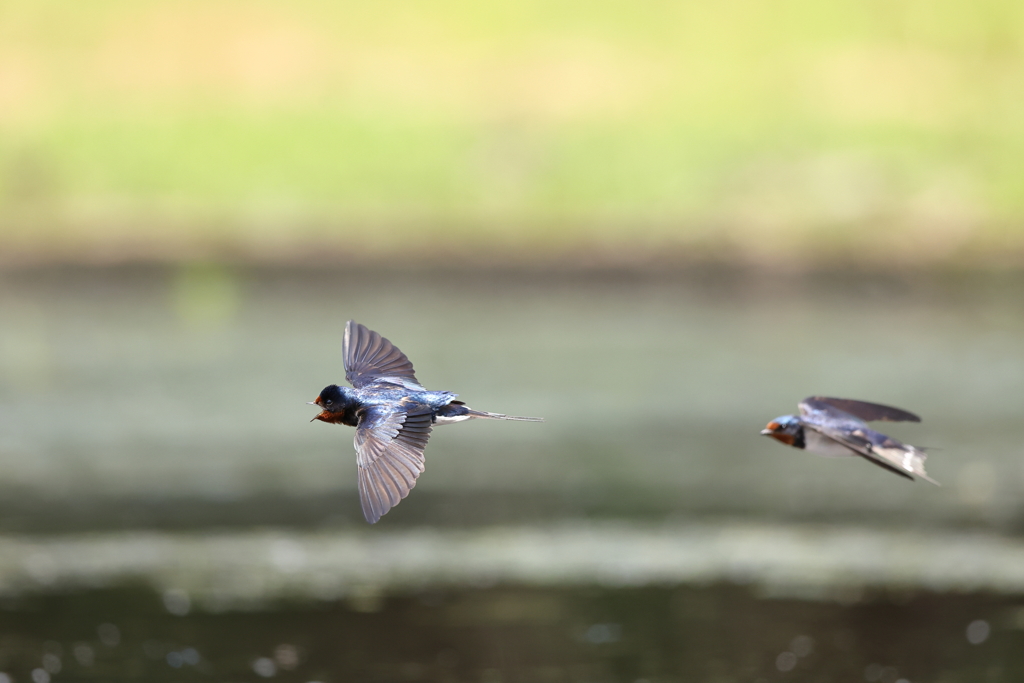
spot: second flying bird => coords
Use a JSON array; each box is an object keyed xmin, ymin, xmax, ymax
[{"xmin": 761, "ymin": 396, "xmax": 938, "ymax": 484}]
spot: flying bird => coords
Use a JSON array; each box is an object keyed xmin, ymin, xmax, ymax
[
  {"xmin": 761, "ymin": 396, "xmax": 938, "ymax": 484},
  {"xmin": 310, "ymin": 320, "xmax": 543, "ymax": 523}
]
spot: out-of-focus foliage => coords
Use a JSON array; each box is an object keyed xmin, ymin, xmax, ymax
[{"xmin": 1, "ymin": 0, "xmax": 1023, "ymax": 264}]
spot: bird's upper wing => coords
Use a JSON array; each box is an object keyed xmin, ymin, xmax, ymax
[
  {"xmin": 799, "ymin": 396, "xmax": 921, "ymax": 423},
  {"xmin": 344, "ymin": 320, "xmax": 424, "ymax": 390},
  {"xmin": 353, "ymin": 405, "xmax": 432, "ymax": 523}
]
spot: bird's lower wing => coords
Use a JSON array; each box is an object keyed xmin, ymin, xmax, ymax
[
  {"xmin": 860, "ymin": 433, "xmax": 938, "ymax": 485},
  {"xmin": 808, "ymin": 425, "xmax": 929, "ymax": 483},
  {"xmin": 353, "ymin": 407, "xmax": 433, "ymax": 523}
]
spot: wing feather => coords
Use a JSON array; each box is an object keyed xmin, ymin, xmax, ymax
[
  {"xmin": 800, "ymin": 396, "xmax": 921, "ymax": 423},
  {"xmin": 353, "ymin": 406, "xmax": 432, "ymax": 523},
  {"xmin": 344, "ymin": 321, "xmax": 424, "ymax": 390},
  {"xmin": 379, "ymin": 457, "xmax": 415, "ymax": 493},
  {"xmin": 357, "ymin": 468, "xmax": 386, "ymax": 523}
]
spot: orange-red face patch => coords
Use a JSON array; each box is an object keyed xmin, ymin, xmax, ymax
[
  {"xmin": 762, "ymin": 421, "xmax": 795, "ymax": 446},
  {"xmin": 768, "ymin": 432, "xmax": 796, "ymax": 446}
]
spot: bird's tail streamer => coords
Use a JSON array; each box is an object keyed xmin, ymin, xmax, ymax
[{"xmin": 464, "ymin": 409, "xmax": 545, "ymax": 422}]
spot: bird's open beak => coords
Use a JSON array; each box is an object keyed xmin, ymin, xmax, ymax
[{"xmin": 308, "ymin": 397, "xmax": 324, "ymax": 422}]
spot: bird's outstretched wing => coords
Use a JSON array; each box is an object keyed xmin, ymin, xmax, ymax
[
  {"xmin": 799, "ymin": 396, "xmax": 921, "ymax": 423},
  {"xmin": 353, "ymin": 405, "xmax": 432, "ymax": 523},
  {"xmin": 344, "ymin": 320, "xmax": 424, "ymax": 390}
]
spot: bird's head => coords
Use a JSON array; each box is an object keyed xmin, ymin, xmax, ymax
[
  {"xmin": 760, "ymin": 415, "xmax": 804, "ymax": 447},
  {"xmin": 309, "ymin": 384, "xmax": 353, "ymax": 424}
]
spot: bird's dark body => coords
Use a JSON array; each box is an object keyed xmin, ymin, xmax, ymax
[
  {"xmin": 315, "ymin": 384, "xmax": 467, "ymax": 428},
  {"xmin": 310, "ymin": 321, "xmax": 543, "ymax": 524}
]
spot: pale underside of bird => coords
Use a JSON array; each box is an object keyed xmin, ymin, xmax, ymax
[{"xmin": 761, "ymin": 396, "xmax": 939, "ymax": 485}]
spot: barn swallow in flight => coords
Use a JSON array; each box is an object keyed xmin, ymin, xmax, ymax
[
  {"xmin": 761, "ymin": 396, "xmax": 938, "ymax": 484},
  {"xmin": 310, "ymin": 321, "xmax": 543, "ymax": 523}
]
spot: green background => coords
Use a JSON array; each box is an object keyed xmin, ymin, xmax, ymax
[{"xmin": 3, "ymin": 0, "xmax": 1024, "ymax": 264}]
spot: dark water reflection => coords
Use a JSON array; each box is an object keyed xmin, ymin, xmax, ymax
[{"xmin": 1, "ymin": 584, "xmax": 1021, "ymax": 683}]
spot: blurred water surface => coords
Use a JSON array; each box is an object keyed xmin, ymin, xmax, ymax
[{"xmin": 1, "ymin": 264, "xmax": 1024, "ymax": 681}]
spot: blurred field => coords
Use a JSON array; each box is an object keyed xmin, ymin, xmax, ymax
[{"xmin": 2, "ymin": 0, "xmax": 1024, "ymax": 265}]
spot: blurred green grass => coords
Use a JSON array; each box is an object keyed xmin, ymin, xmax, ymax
[{"xmin": 2, "ymin": 0, "xmax": 1024, "ymax": 264}]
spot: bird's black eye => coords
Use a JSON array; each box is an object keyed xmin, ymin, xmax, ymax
[{"xmin": 325, "ymin": 399, "xmax": 333, "ymax": 406}]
